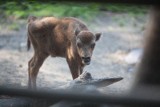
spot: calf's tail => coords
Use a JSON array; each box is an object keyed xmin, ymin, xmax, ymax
[
  {"xmin": 27, "ymin": 34, "xmax": 31, "ymax": 51},
  {"xmin": 27, "ymin": 16, "xmax": 37, "ymax": 51}
]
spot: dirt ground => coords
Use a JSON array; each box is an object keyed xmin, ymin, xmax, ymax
[{"xmin": 0, "ymin": 12, "xmax": 148, "ymax": 94}]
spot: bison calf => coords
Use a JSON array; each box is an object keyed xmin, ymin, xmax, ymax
[{"xmin": 27, "ymin": 16, "xmax": 101, "ymax": 89}]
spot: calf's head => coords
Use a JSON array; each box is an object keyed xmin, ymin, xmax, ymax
[{"xmin": 75, "ymin": 30, "xmax": 101, "ymax": 65}]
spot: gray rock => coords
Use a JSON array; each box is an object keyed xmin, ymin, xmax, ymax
[{"xmin": 125, "ymin": 48, "xmax": 143, "ymax": 64}]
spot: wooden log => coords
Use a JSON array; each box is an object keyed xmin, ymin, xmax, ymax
[
  {"xmin": 0, "ymin": 72, "xmax": 123, "ymax": 107},
  {"xmin": 56, "ymin": 71, "xmax": 123, "ymax": 89}
]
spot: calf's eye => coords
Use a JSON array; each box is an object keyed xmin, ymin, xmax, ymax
[
  {"xmin": 77, "ymin": 43, "xmax": 82, "ymax": 48},
  {"xmin": 91, "ymin": 44, "xmax": 95, "ymax": 49}
]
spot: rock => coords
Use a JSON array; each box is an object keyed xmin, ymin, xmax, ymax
[{"xmin": 124, "ymin": 48, "xmax": 143, "ymax": 64}]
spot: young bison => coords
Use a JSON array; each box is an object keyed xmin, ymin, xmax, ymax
[{"xmin": 27, "ymin": 16, "xmax": 101, "ymax": 89}]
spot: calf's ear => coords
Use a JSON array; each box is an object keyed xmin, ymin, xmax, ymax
[
  {"xmin": 95, "ymin": 33, "xmax": 102, "ymax": 41},
  {"xmin": 74, "ymin": 28, "xmax": 80, "ymax": 36}
]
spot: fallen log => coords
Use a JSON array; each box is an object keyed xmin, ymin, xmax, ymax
[
  {"xmin": 56, "ymin": 71, "xmax": 123, "ymax": 89},
  {"xmin": 0, "ymin": 72, "xmax": 123, "ymax": 107},
  {"xmin": 50, "ymin": 71, "xmax": 123, "ymax": 107}
]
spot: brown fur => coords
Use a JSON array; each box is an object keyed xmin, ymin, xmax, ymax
[{"xmin": 27, "ymin": 16, "xmax": 101, "ymax": 89}]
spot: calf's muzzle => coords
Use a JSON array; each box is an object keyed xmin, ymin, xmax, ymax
[{"xmin": 81, "ymin": 57, "xmax": 91, "ymax": 65}]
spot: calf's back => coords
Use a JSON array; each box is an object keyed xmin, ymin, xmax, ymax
[{"xmin": 27, "ymin": 17, "xmax": 88, "ymax": 57}]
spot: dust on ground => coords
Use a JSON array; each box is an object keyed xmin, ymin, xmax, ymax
[{"xmin": 0, "ymin": 12, "xmax": 148, "ymax": 94}]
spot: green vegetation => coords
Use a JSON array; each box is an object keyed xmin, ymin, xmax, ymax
[
  {"xmin": 101, "ymin": 4, "xmax": 148, "ymax": 14},
  {"xmin": 0, "ymin": 2, "xmax": 148, "ymax": 30},
  {"xmin": 0, "ymin": 2, "xmax": 148, "ymax": 20},
  {"xmin": 0, "ymin": 2, "xmax": 99, "ymax": 21}
]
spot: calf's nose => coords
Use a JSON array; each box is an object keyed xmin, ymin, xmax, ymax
[{"xmin": 82, "ymin": 57, "xmax": 91, "ymax": 64}]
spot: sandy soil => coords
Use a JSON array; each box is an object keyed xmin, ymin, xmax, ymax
[{"xmin": 0, "ymin": 12, "xmax": 148, "ymax": 94}]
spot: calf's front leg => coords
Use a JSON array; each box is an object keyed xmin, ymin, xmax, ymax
[{"xmin": 66, "ymin": 57, "xmax": 83, "ymax": 79}]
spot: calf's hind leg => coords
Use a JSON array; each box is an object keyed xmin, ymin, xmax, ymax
[{"xmin": 28, "ymin": 53, "xmax": 48, "ymax": 89}]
